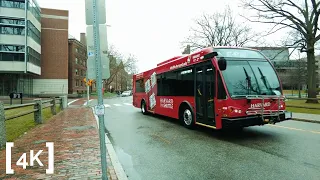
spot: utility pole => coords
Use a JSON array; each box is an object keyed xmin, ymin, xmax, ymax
[
  {"xmin": 92, "ymin": 0, "xmax": 107, "ymax": 179},
  {"xmin": 85, "ymin": 0, "xmax": 110, "ymax": 178}
]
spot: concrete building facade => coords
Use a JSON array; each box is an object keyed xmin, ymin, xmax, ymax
[{"xmin": 0, "ymin": 0, "xmax": 41, "ymax": 97}]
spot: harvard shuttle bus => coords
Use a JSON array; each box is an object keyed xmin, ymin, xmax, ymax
[{"xmin": 132, "ymin": 47, "xmax": 292, "ymax": 130}]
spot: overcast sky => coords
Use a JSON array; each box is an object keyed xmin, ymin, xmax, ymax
[{"xmin": 37, "ymin": 0, "xmax": 305, "ymax": 73}]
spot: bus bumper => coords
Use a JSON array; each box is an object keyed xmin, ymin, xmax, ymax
[{"xmin": 222, "ymin": 111, "xmax": 292, "ymax": 128}]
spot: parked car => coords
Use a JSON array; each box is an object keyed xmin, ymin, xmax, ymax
[{"xmin": 121, "ymin": 90, "xmax": 132, "ymax": 97}]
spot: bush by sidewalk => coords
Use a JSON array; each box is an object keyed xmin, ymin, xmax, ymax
[{"xmin": 4, "ymin": 105, "xmax": 61, "ymax": 142}]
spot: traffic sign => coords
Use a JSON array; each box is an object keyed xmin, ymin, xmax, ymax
[
  {"xmin": 85, "ymin": 0, "xmax": 106, "ymax": 25},
  {"xmin": 88, "ymin": 52, "xmax": 94, "ymax": 57},
  {"xmin": 86, "ymin": 24, "xmax": 110, "ymax": 80},
  {"xmin": 94, "ymin": 105, "xmax": 105, "ymax": 115}
]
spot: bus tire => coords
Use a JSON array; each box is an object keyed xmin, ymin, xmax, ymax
[
  {"xmin": 141, "ymin": 100, "xmax": 148, "ymax": 115},
  {"xmin": 180, "ymin": 105, "xmax": 195, "ymax": 129}
]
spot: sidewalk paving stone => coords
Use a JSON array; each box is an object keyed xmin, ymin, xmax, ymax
[{"xmin": 0, "ymin": 107, "xmax": 118, "ymax": 180}]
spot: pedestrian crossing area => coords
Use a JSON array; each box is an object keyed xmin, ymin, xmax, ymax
[{"xmin": 104, "ymin": 103, "xmax": 133, "ymax": 108}]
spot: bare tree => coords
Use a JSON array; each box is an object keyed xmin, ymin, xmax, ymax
[
  {"xmin": 295, "ymin": 56, "xmax": 308, "ymax": 98},
  {"xmin": 181, "ymin": 6, "xmax": 259, "ymax": 52},
  {"xmin": 241, "ymin": 0, "xmax": 319, "ymax": 103},
  {"xmin": 103, "ymin": 46, "xmax": 138, "ymax": 90}
]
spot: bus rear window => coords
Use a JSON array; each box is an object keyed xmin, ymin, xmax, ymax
[{"xmin": 135, "ymin": 79, "xmax": 145, "ymax": 93}]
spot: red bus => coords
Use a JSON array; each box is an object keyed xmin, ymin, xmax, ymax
[{"xmin": 132, "ymin": 47, "xmax": 292, "ymax": 130}]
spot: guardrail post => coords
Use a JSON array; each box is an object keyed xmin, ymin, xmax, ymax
[
  {"xmin": 51, "ymin": 97, "xmax": 56, "ymax": 115},
  {"xmin": 34, "ymin": 99, "xmax": 43, "ymax": 124},
  {"xmin": 0, "ymin": 101, "xmax": 6, "ymax": 149},
  {"xmin": 59, "ymin": 96, "xmax": 67, "ymax": 109}
]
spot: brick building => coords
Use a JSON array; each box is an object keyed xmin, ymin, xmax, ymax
[
  {"xmin": 33, "ymin": 8, "xmax": 69, "ymax": 95},
  {"xmin": 68, "ymin": 33, "xmax": 87, "ymax": 94}
]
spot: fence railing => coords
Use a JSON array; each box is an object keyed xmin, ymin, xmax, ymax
[{"xmin": 0, "ymin": 96, "xmax": 68, "ymax": 148}]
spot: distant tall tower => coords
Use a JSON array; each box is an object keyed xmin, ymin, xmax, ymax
[
  {"xmin": 182, "ymin": 45, "xmax": 191, "ymax": 54},
  {"xmin": 80, "ymin": 33, "xmax": 87, "ymax": 46}
]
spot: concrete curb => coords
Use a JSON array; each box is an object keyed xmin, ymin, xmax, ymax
[
  {"xmin": 91, "ymin": 107, "xmax": 128, "ymax": 180},
  {"xmin": 67, "ymin": 99, "xmax": 79, "ymax": 106},
  {"xmin": 291, "ymin": 118, "xmax": 320, "ymax": 124}
]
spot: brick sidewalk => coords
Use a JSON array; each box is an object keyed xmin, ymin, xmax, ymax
[{"xmin": 0, "ymin": 107, "xmax": 117, "ymax": 179}]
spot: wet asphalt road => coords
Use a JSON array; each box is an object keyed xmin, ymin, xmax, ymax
[{"xmin": 98, "ymin": 96, "xmax": 320, "ymax": 180}]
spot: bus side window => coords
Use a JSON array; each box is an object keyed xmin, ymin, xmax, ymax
[
  {"xmin": 217, "ymin": 73, "xmax": 227, "ymax": 99},
  {"xmin": 178, "ymin": 68, "xmax": 194, "ymax": 96},
  {"xmin": 157, "ymin": 74, "xmax": 162, "ymax": 95}
]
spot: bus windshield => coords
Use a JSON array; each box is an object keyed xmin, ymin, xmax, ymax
[{"xmin": 221, "ymin": 60, "xmax": 281, "ymax": 98}]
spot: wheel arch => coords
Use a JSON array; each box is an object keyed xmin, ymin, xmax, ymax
[{"xmin": 178, "ymin": 101, "xmax": 194, "ymax": 119}]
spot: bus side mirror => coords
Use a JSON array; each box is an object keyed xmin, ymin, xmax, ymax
[
  {"xmin": 218, "ymin": 57, "xmax": 227, "ymax": 71},
  {"xmin": 203, "ymin": 51, "xmax": 218, "ymax": 60}
]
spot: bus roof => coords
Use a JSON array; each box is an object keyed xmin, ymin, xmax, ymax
[{"xmin": 134, "ymin": 46, "xmax": 262, "ymax": 78}]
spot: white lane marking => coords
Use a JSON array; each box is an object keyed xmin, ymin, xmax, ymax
[
  {"xmin": 104, "ymin": 104, "xmax": 110, "ymax": 108},
  {"xmin": 123, "ymin": 103, "xmax": 132, "ymax": 106},
  {"xmin": 267, "ymin": 124, "xmax": 320, "ymax": 134},
  {"xmin": 67, "ymin": 99, "xmax": 79, "ymax": 105},
  {"xmin": 83, "ymin": 99, "xmax": 94, "ymax": 105},
  {"xmin": 113, "ymin": 104, "xmax": 121, "ymax": 106}
]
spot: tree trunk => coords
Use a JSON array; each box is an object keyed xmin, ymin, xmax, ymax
[
  {"xmin": 306, "ymin": 41, "xmax": 318, "ymax": 103},
  {"xmin": 298, "ymin": 82, "xmax": 301, "ymax": 98}
]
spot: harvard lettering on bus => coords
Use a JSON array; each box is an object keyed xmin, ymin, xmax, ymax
[
  {"xmin": 250, "ymin": 102, "xmax": 271, "ymax": 109},
  {"xmin": 160, "ymin": 98, "xmax": 173, "ymax": 109},
  {"xmin": 132, "ymin": 46, "xmax": 292, "ymax": 130}
]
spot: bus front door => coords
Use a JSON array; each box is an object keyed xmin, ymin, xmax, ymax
[{"xmin": 195, "ymin": 63, "xmax": 216, "ymax": 127}]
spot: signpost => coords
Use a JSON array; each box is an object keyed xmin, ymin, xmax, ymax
[
  {"xmin": 85, "ymin": 0, "xmax": 109, "ymax": 179},
  {"xmin": 86, "ymin": 24, "xmax": 110, "ymax": 80}
]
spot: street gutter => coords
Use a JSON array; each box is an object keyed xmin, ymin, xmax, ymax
[{"xmin": 291, "ymin": 118, "xmax": 320, "ymax": 124}]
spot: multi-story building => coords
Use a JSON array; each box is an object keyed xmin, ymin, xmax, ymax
[
  {"xmin": 0, "ymin": 2, "xmax": 69, "ymax": 97},
  {"xmin": 33, "ymin": 8, "xmax": 69, "ymax": 96},
  {"xmin": 0, "ymin": 0, "xmax": 41, "ymax": 97},
  {"xmin": 68, "ymin": 33, "xmax": 87, "ymax": 94}
]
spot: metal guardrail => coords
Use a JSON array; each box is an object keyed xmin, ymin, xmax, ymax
[{"xmin": 0, "ymin": 96, "xmax": 68, "ymax": 149}]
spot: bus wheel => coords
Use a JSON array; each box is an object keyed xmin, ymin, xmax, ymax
[
  {"xmin": 181, "ymin": 106, "xmax": 195, "ymax": 129},
  {"xmin": 141, "ymin": 100, "xmax": 147, "ymax": 115}
]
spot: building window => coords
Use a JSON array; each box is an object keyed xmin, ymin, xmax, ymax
[
  {"xmin": 27, "ymin": 0, "xmax": 41, "ymax": 22},
  {"xmin": 0, "ymin": 26, "xmax": 25, "ymax": 35},
  {"xmin": 27, "ymin": 21, "xmax": 41, "ymax": 44},
  {"xmin": 27, "ymin": 47, "xmax": 41, "ymax": 66},
  {"xmin": 75, "ymin": 69, "xmax": 78, "ymax": 75},
  {"xmin": 0, "ymin": 18, "xmax": 25, "ymax": 25},
  {"xmin": 76, "ymin": 48, "xmax": 78, "ymax": 53},
  {"xmin": 0, "ymin": 45, "xmax": 25, "ymax": 52},
  {"xmin": 81, "ymin": 81, "xmax": 83, "ymax": 87},
  {"xmin": 0, "ymin": 53, "xmax": 24, "ymax": 61},
  {"xmin": 75, "ymin": 58, "xmax": 78, "ymax": 64},
  {"xmin": 0, "ymin": 0, "xmax": 25, "ymax": 9}
]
